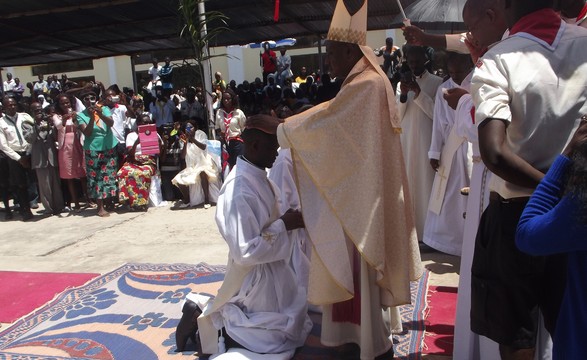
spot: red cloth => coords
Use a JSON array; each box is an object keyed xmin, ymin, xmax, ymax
[
  {"xmin": 261, "ymin": 51, "xmax": 277, "ymax": 72},
  {"xmin": 331, "ymin": 247, "xmax": 361, "ymax": 325},
  {"xmin": 274, "ymin": 0, "xmax": 280, "ymax": 22},
  {"xmin": 509, "ymin": 8, "xmax": 562, "ymax": 46}
]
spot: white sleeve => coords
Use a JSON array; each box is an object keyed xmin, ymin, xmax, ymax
[
  {"xmin": 219, "ymin": 192, "xmax": 291, "ymax": 266},
  {"xmin": 455, "ymin": 93, "xmax": 478, "ymax": 144},
  {"xmin": 471, "ymin": 55, "xmax": 512, "ymax": 126}
]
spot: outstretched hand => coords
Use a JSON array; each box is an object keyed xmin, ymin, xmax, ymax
[{"xmin": 403, "ymin": 26, "xmax": 426, "ymax": 46}]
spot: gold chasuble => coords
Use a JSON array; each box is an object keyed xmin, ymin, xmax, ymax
[{"xmin": 277, "ymin": 43, "xmax": 423, "ymax": 307}]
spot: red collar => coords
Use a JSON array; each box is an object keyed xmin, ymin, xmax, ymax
[
  {"xmin": 509, "ymin": 8, "xmax": 563, "ymax": 49},
  {"xmin": 578, "ymin": 3, "xmax": 587, "ymax": 24}
]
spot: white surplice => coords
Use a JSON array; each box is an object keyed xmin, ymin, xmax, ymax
[
  {"xmin": 423, "ymin": 78, "xmax": 473, "ymax": 256},
  {"xmin": 199, "ymin": 157, "xmax": 312, "ymax": 355},
  {"xmin": 267, "ymin": 149, "xmax": 311, "ymax": 291},
  {"xmin": 397, "ymin": 71, "xmax": 444, "ymax": 241}
]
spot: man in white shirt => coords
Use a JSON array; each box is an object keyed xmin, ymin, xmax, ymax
[
  {"xmin": 147, "ymin": 59, "xmax": 161, "ymax": 96},
  {"xmin": 0, "ymin": 97, "xmax": 34, "ymax": 220},
  {"xmin": 150, "ymin": 94, "xmax": 176, "ymax": 131},
  {"xmin": 276, "ymin": 49, "xmax": 293, "ymax": 86},
  {"xmin": 3, "ymin": 73, "xmax": 16, "ymax": 97},
  {"xmin": 103, "ymin": 89, "xmax": 129, "ymax": 164}
]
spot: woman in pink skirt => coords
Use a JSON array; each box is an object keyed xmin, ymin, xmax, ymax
[{"xmin": 53, "ymin": 94, "xmax": 88, "ymax": 211}]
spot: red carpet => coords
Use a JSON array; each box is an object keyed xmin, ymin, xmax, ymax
[
  {"xmin": 423, "ymin": 285, "xmax": 457, "ymax": 356},
  {"xmin": 0, "ymin": 271, "xmax": 98, "ymax": 323}
]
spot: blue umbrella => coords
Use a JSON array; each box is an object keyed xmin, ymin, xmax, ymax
[{"xmin": 244, "ymin": 38, "xmax": 297, "ymax": 49}]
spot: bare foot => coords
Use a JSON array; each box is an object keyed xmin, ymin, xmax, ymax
[{"xmin": 97, "ymin": 210, "xmax": 110, "ymax": 217}]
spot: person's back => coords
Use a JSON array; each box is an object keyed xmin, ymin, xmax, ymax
[
  {"xmin": 516, "ymin": 122, "xmax": 587, "ymax": 360},
  {"xmin": 473, "ymin": 11, "xmax": 587, "ymax": 198}
]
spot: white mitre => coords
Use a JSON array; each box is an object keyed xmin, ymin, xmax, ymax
[{"xmin": 326, "ymin": 0, "xmax": 368, "ymax": 45}]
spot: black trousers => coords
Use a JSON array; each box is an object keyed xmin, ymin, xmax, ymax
[{"xmin": 7, "ymin": 155, "xmax": 31, "ymax": 214}]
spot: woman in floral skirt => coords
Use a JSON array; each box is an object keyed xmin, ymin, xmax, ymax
[{"xmin": 77, "ymin": 90, "xmax": 118, "ymax": 217}]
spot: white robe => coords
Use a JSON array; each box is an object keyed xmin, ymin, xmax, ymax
[
  {"xmin": 171, "ymin": 130, "xmax": 221, "ymax": 205},
  {"xmin": 397, "ymin": 71, "xmax": 444, "ymax": 241},
  {"xmin": 200, "ymin": 157, "xmax": 312, "ymax": 355},
  {"xmin": 423, "ymin": 78, "xmax": 473, "ymax": 256}
]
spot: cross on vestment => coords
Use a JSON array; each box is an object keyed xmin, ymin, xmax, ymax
[{"xmin": 435, "ymin": 166, "xmax": 448, "ymax": 200}]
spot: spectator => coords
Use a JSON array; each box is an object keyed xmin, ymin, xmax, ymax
[
  {"xmin": 260, "ymin": 42, "xmax": 277, "ymax": 85},
  {"xmin": 22, "ymin": 102, "xmax": 64, "ymax": 215},
  {"xmin": 52, "ymin": 94, "xmax": 88, "ymax": 211},
  {"xmin": 3, "ymin": 73, "xmax": 16, "ymax": 97},
  {"xmin": 147, "ymin": 59, "xmax": 161, "ymax": 96},
  {"xmin": 33, "ymin": 75, "xmax": 48, "ymax": 97},
  {"xmin": 0, "ymin": 97, "xmax": 34, "ymax": 221},
  {"xmin": 160, "ymin": 57, "xmax": 173, "ymax": 95},
  {"xmin": 77, "ymin": 90, "xmax": 118, "ymax": 217},
  {"xmin": 516, "ymin": 119, "xmax": 587, "ymax": 360},
  {"xmin": 276, "ymin": 48, "xmax": 293, "ymax": 86},
  {"xmin": 117, "ymin": 113, "xmax": 160, "ymax": 211},
  {"xmin": 12, "ymin": 78, "xmax": 25, "ymax": 103},
  {"xmin": 213, "ymin": 72, "xmax": 227, "ymax": 92},
  {"xmin": 215, "ymin": 88, "xmax": 246, "ymax": 170},
  {"xmin": 294, "ymin": 66, "xmax": 308, "ymax": 84},
  {"xmin": 150, "ymin": 91, "xmax": 176, "ymax": 131},
  {"xmin": 179, "ymin": 87, "xmax": 206, "ymax": 131},
  {"xmin": 172, "ymin": 120, "xmax": 220, "ymax": 209}
]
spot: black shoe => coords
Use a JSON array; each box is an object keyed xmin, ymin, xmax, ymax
[
  {"xmin": 175, "ymin": 300, "xmax": 202, "ymax": 352},
  {"xmin": 4, "ymin": 211, "xmax": 13, "ymax": 220},
  {"xmin": 21, "ymin": 211, "xmax": 34, "ymax": 221}
]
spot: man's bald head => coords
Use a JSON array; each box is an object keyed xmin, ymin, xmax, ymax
[
  {"xmin": 241, "ymin": 128, "xmax": 279, "ymax": 169},
  {"xmin": 463, "ymin": 0, "xmax": 508, "ymax": 49}
]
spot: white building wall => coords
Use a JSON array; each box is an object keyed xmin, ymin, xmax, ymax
[{"xmin": 1, "ymin": 29, "xmax": 406, "ymax": 94}]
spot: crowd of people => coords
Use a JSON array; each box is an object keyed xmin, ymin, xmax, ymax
[
  {"xmin": 3, "ymin": 0, "xmax": 587, "ymax": 359},
  {"xmin": 0, "ymin": 42, "xmax": 347, "ymax": 221}
]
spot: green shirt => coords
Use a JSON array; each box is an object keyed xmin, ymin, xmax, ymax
[{"xmin": 77, "ymin": 106, "xmax": 118, "ymax": 151}]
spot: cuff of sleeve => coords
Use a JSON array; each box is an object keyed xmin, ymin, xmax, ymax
[
  {"xmin": 446, "ymin": 33, "xmax": 468, "ymax": 54},
  {"xmin": 261, "ymin": 219, "xmax": 287, "ymax": 245},
  {"xmin": 428, "ymin": 151, "xmax": 440, "ymax": 159},
  {"xmin": 546, "ymin": 155, "xmax": 571, "ymax": 182}
]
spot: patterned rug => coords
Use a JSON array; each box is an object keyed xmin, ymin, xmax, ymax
[{"xmin": 0, "ymin": 263, "xmax": 429, "ymax": 360}]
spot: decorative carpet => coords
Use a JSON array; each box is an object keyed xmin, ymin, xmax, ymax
[
  {"xmin": 423, "ymin": 286, "xmax": 457, "ymax": 356},
  {"xmin": 0, "ymin": 263, "xmax": 429, "ymax": 360},
  {"xmin": 0, "ymin": 271, "xmax": 99, "ymax": 323}
]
